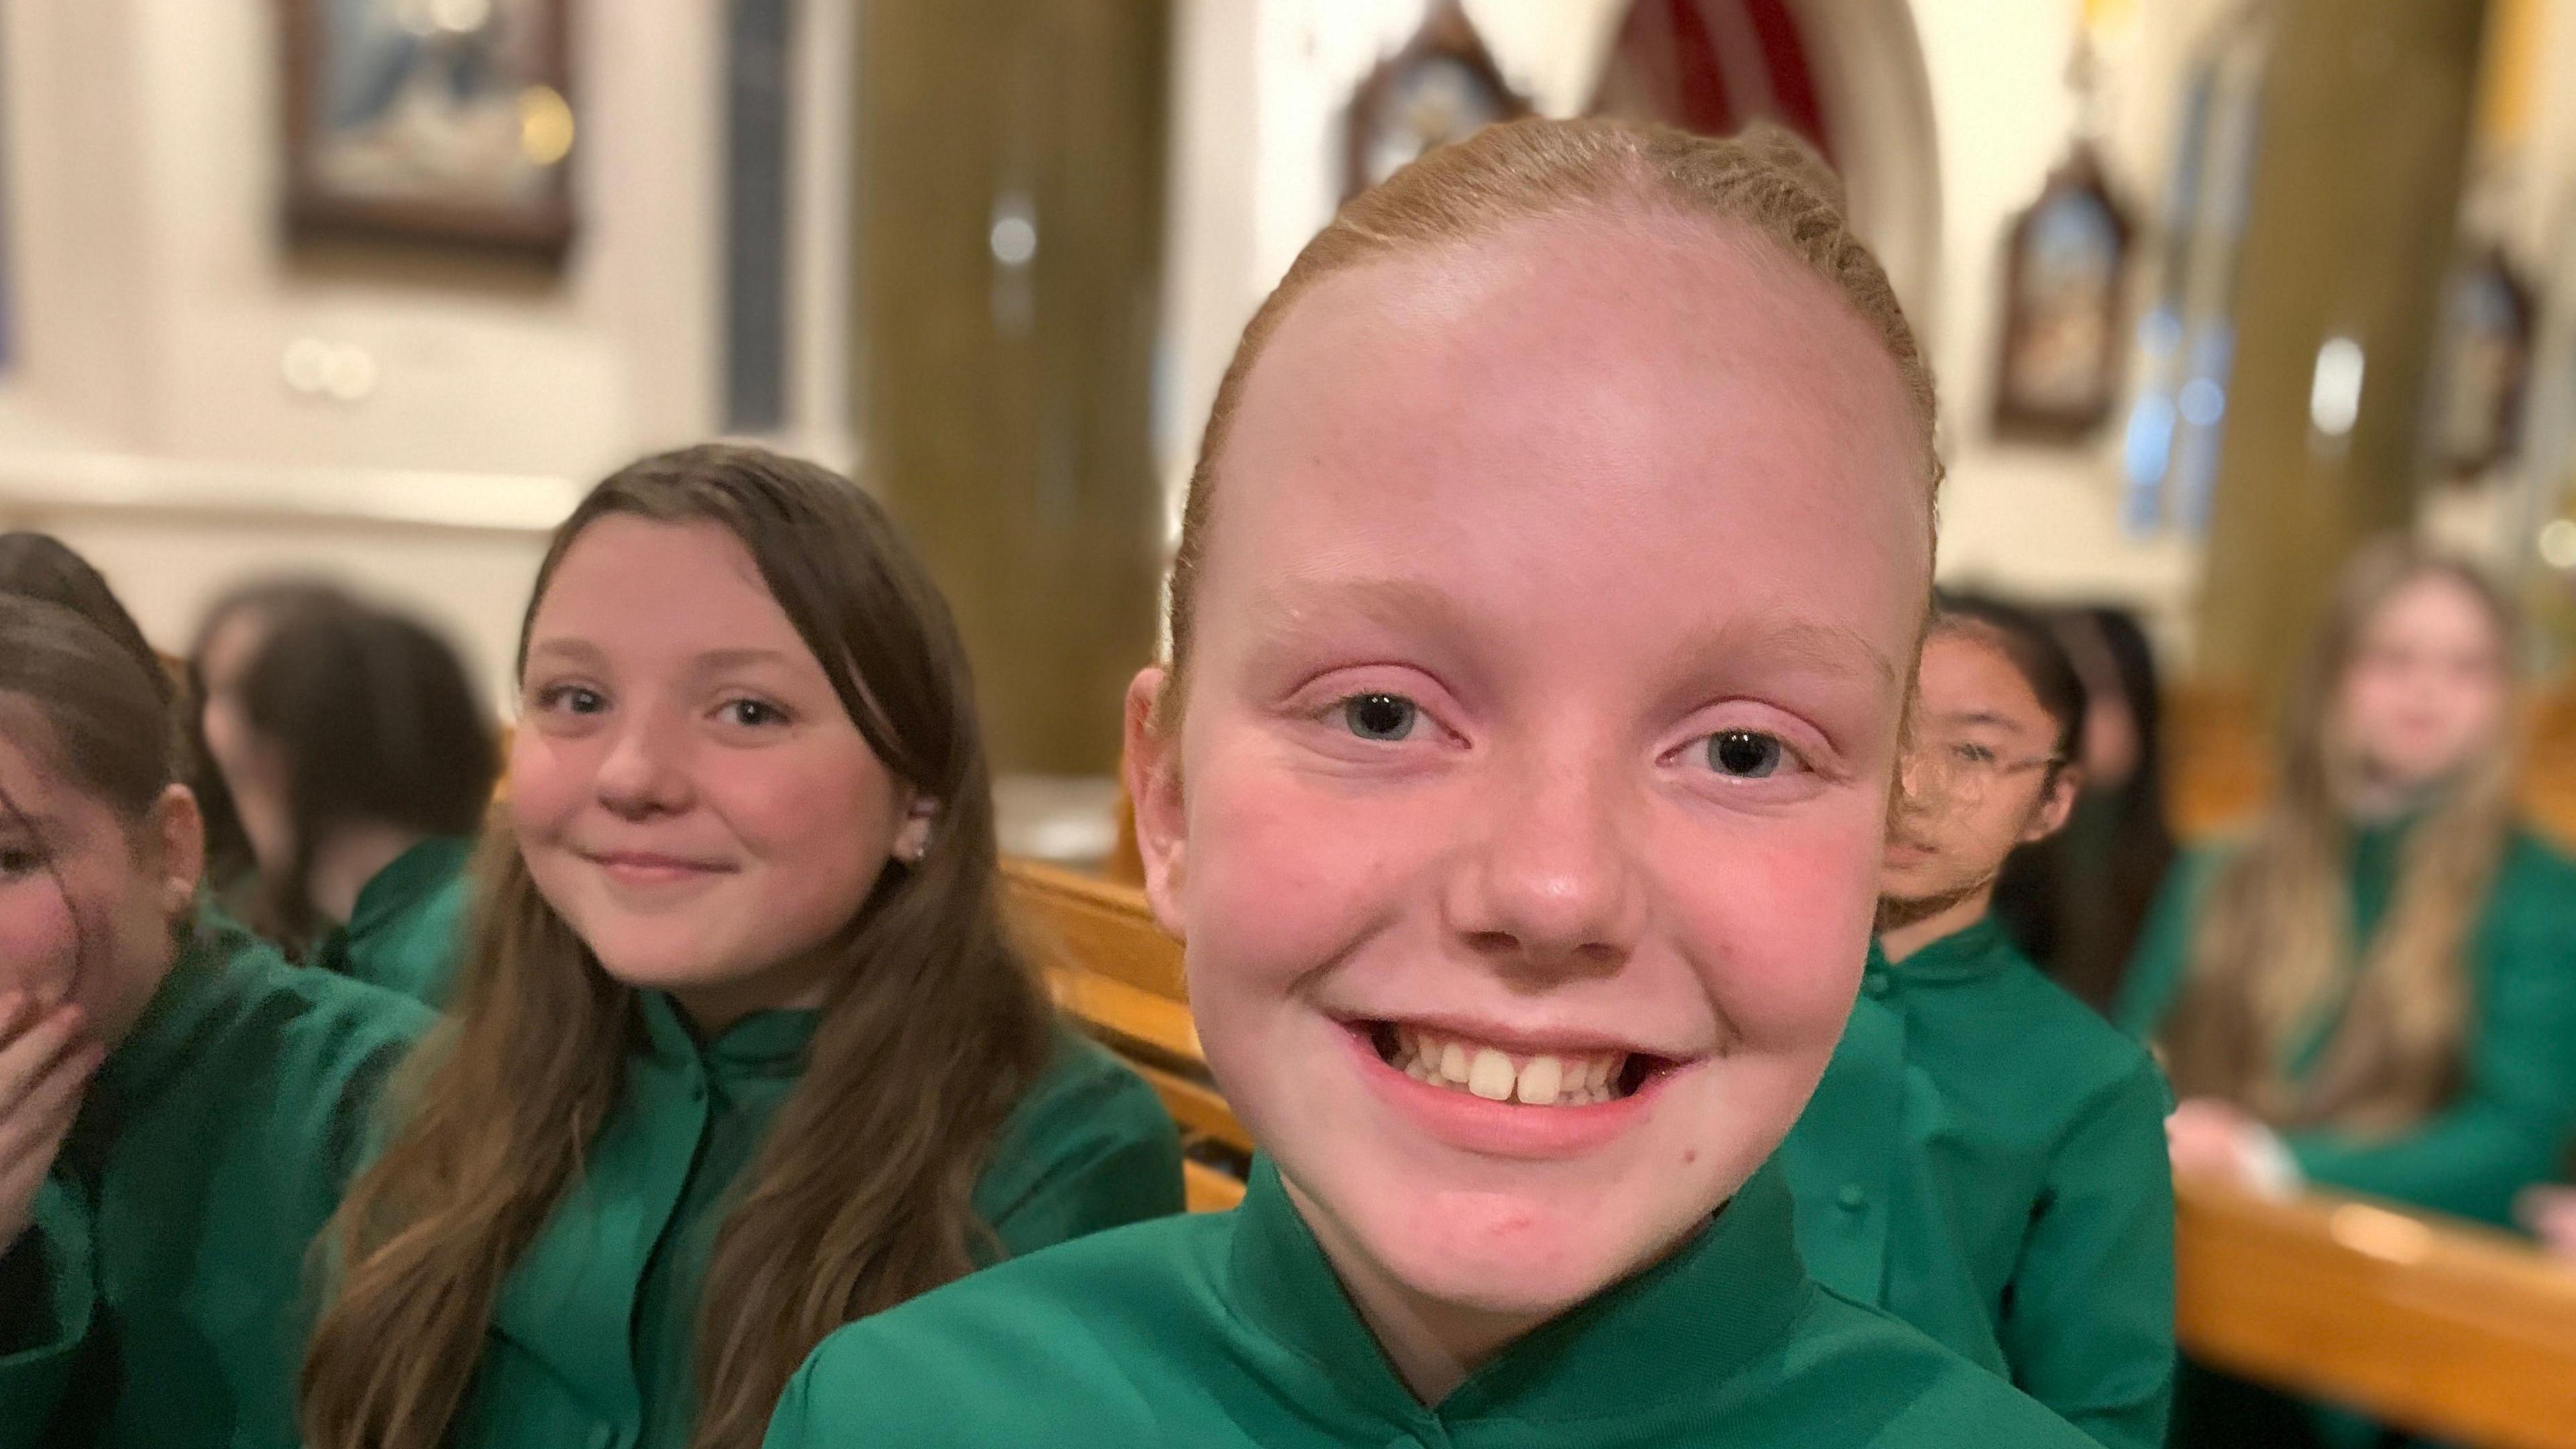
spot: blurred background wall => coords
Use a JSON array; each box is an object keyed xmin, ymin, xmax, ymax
[{"xmin": 0, "ymin": 0, "xmax": 2570, "ymax": 807}]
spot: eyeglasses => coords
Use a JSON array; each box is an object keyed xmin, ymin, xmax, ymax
[{"xmin": 1898, "ymin": 734, "xmax": 2065, "ymax": 807}]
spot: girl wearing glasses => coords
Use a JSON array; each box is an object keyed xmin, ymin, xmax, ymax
[{"xmin": 1780, "ymin": 594, "xmax": 2176, "ymax": 1449}]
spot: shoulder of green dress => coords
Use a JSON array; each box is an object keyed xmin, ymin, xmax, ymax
[
  {"xmin": 779, "ymin": 1212, "xmax": 1218, "ymax": 1439},
  {"xmin": 2500, "ymin": 826, "xmax": 2576, "ymax": 903},
  {"xmin": 1786, "ymin": 1289, "xmax": 2098, "ymax": 1444},
  {"xmin": 188, "ymin": 928, "xmax": 435, "ymax": 1088},
  {"xmin": 1010, "ymin": 1026, "xmax": 1172, "ymax": 1143}
]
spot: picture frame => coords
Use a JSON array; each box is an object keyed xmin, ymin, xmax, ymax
[
  {"xmin": 1992, "ymin": 144, "xmax": 2133, "ymax": 443},
  {"xmin": 278, "ymin": 0, "xmax": 578, "ymax": 260},
  {"xmin": 1344, "ymin": 0, "xmax": 1529, "ymax": 202}
]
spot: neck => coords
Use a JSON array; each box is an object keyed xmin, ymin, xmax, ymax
[
  {"xmin": 1876, "ymin": 881, "xmax": 1995, "ymax": 964},
  {"xmin": 667, "ymin": 959, "xmax": 833, "ymax": 1039},
  {"xmin": 307, "ymin": 822, "xmax": 428, "ymax": 926},
  {"xmin": 1284, "ymin": 1178, "xmax": 1542, "ymax": 1405}
]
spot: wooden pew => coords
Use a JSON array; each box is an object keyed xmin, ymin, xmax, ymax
[
  {"xmin": 1002, "ymin": 858, "xmax": 1248, "ymax": 1213},
  {"xmin": 2175, "ymin": 1175, "xmax": 2576, "ymax": 1449}
]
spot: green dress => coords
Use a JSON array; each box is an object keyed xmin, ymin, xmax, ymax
[
  {"xmin": 2116, "ymin": 822, "xmax": 2576, "ymax": 1227},
  {"xmin": 314, "ymin": 835, "xmax": 475, "ymax": 1007},
  {"xmin": 762, "ymin": 1157, "xmax": 2100, "ymax": 1448},
  {"xmin": 0, "ymin": 914, "xmax": 434, "ymax": 1449},
  {"xmin": 1777, "ymin": 919, "xmax": 2176, "ymax": 1449},
  {"xmin": 448, "ymin": 993, "xmax": 1183, "ymax": 1449}
]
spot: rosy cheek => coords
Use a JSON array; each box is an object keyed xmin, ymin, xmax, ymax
[
  {"xmin": 1185, "ymin": 755, "xmax": 1412, "ymax": 979},
  {"xmin": 505, "ymin": 737, "xmax": 592, "ymax": 840},
  {"xmin": 0, "ymin": 885, "xmax": 80, "ymax": 999},
  {"xmin": 1672, "ymin": 820, "xmax": 1877, "ymax": 1040}
]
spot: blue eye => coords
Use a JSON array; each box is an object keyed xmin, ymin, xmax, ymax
[
  {"xmin": 1340, "ymin": 694, "xmax": 1417, "ymax": 742},
  {"xmin": 1706, "ymin": 730, "xmax": 1785, "ymax": 779}
]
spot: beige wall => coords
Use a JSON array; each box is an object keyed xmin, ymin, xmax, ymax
[{"xmin": 0, "ymin": 0, "xmax": 733, "ymax": 698}]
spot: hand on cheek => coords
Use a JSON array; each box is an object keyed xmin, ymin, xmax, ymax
[{"xmin": 0, "ymin": 989, "xmax": 103, "ymax": 1252}]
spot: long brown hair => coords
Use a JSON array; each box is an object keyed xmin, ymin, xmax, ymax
[
  {"xmin": 1161, "ymin": 118, "xmax": 1939, "ymax": 710},
  {"xmin": 301, "ymin": 445, "xmax": 1057, "ymax": 1449},
  {"xmin": 2160, "ymin": 541, "xmax": 2520, "ymax": 1132}
]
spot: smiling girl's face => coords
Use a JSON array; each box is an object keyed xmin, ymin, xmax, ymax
[
  {"xmin": 509, "ymin": 517, "xmax": 926, "ymax": 1030},
  {"xmin": 1130, "ymin": 210, "xmax": 1930, "ymax": 1340}
]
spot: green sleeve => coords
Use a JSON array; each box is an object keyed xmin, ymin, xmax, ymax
[
  {"xmin": 2112, "ymin": 849, "xmax": 2224, "ymax": 1041},
  {"xmin": 2286, "ymin": 872, "xmax": 2576, "ymax": 1226},
  {"xmin": 1996, "ymin": 1060, "xmax": 2176, "ymax": 1449},
  {"xmin": 979, "ymin": 1040, "xmax": 1185, "ymax": 1258},
  {"xmin": 761, "ymin": 1355, "xmax": 818, "ymax": 1449},
  {"xmin": 0, "ymin": 1179, "xmax": 95, "ymax": 1449}
]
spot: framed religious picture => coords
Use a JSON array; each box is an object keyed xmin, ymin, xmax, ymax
[
  {"xmin": 1992, "ymin": 144, "xmax": 2133, "ymax": 442},
  {"xmin": 1344, "ymin": 0, "xmax": 1529, "ymax": 201},
  {"xmin": 279, "ymin": 0, "xmax": 577, "ymax": 260},
  {"xmin": 2426, "ymin": 246, "xmax": 2535, "ymax": 483}
]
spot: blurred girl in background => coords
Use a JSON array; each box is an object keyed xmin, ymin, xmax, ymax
[
  {"xmin": 1991, "ymin": 605, "xmax": 2176, "ymax": 1013},
  {"xmin": 2121, "ymin": 541, "xmax": 2576, "ymax": 1229},
  {"xmin": 211, "ymin": 597, "xmax": 496, "ymax": 1004}
]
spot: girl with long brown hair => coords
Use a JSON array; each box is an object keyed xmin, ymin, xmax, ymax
[
  {"xmin": 2118, "ymin": 540, "xmax": 2576, "ymax": 1228},
  {"xmin": 299, "ymin": 443, "xmax": 1182, "ymax": 1449},
  {"xmin": 0, "ymin": 589, "xmax": 431, "ymax": 1449},
  {"xmin": 765, "ymin": 120, "xmax": 2092, "ymax": 1448}
]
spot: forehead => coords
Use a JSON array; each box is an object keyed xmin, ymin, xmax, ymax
[
  {"xmin": 0, "ymin": 706, "xmax": 95, "ymax": 834},
  {"xmin": 1199, "ymin": 209, "xmax": 1929, "ymax": 657},
  {"xmin": 531, "ymin": 516, "xmax": 806, "ymax": 657},
  {"xmin": 2365, "ymin": 574, "xmax": 2499, "ymax": 647},
  {"xmin": 1918, "ymin": 630, "xmax": 2048, "ymax": 721}
]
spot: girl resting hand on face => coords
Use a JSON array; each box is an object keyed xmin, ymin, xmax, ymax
[
  {"xmin": 299, "ymin": 445, "xmax": 1183, "ymax": 1449},
  {"xmin": 0, "ymin": 590, "xmax": 432, "ymax": 1449},
  {"xmin": 761, "ymin": 121, "xmax": 2096, "ymax": 1449},
  {"xmin": 1779, "ymin": 596, "xmax": 2174, "ymax": 1449}
]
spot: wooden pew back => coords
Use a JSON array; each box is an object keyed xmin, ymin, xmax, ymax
[
  {"xmin": 1002, "ymin": 858, "xmax": 1248, "ymax": 1212},
  {"xmin": 2176, "ymin": 1176, "xmax": 2576, "ymax": 1449}
]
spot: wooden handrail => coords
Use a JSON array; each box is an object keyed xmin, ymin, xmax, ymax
[{"xmin": 2175, "ymin": 1175, "xmax": 2576, "ymax": 1449}]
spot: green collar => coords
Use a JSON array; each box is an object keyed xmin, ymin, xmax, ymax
[
  {"xmin": 344, "ymin": 835, "xmax": 476, "ymax": 945},
  {"xmin": 634, "ymin": 989, "xmax": 816, "ymax": 1083},
  {"xmin": 1224, "ymin": 1157, "xmax": 1813, "ymax": 1425},
  {"xmin": 1879, "ymin": 913, "xmax": 2017, "ymax": 985},
  {"xmin": 79, "ymin": 911, "xmax": 267, "ymax": 1139}
]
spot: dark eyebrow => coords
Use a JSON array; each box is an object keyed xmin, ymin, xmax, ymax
[
  {"xmin": 523, "ymin": 638, "xmax": 606, "ymax": 670},
  {"xmin": 690, "ymin": 647, "xmax": 801, "ymax": 674},
  {"xmin": 1930, "ymin": 708, "xmax": 2023, "ymax": 730}
]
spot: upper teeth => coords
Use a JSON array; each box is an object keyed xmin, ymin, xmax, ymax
[{"xmin": 1391, "ymin": 1026, "xmax": 1624, "ymax": 1107}]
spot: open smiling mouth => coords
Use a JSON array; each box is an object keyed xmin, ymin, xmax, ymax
[{"xmin": 1363, "ymin": 1022, "xmax": 1666, "ymax": 1108}]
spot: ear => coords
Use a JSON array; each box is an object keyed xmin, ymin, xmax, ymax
[
  {"xmin": 1123, "ymin": 667, "xmax": 1187, "ymax": 940},
  {"xmin": 2020, "ymin": 763, "xmax": 2084, "ymax": 845},
  {"xmin": 149, "ymin": 784, "xmax": 206, "ymax": 920},
  {"xmin": 893, "ymin": 794, "xmax": 938, "ymax": 865}
]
